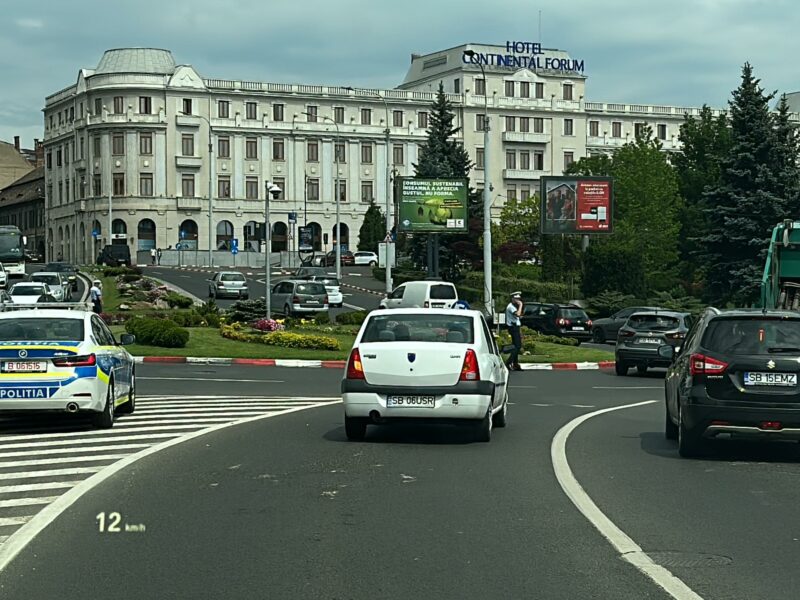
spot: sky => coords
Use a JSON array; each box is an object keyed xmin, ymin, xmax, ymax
[{"xmin": 1, "ymin": 0, "xmax": 799, "ymax": 148}]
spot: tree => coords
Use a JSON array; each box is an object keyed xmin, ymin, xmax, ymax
[
  {"xmin": 771, "ymin": 94, "xmax": 800, "ymax": 217},
  {"xmin": 673, "ymin": 105, "xmax": 731, "ymax": 292},
  {"xmin": 357, "ymin": 202, "xmax": 385, "ymax": 253},
  {"xmin": 494, "ymin": 193, "xmax": 540, "ymax": 248},
  {"xmin": 700, "ymin": 63, "xmax": 784, "ymax": 305},
  {"xmin": 408, "ymin": 82, "xmax": 482, "ymax": 280}
]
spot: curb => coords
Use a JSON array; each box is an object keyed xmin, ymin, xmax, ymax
[
  {"xmin": 132, "ymin": 356, "xmax": 612, "ymax": 370},
  {"xmin": 341, "ymin": 283, "xmax": 384, "ymax": 297}
]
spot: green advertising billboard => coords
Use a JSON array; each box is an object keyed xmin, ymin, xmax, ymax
[{"xmin": 397, "ymin": 178, "xmax": 469, "ymax": 233}]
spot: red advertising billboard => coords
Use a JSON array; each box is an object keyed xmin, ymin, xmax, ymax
[{"xmin": 540, "ymin": 176, "xmax": 614, "ymax": 235}]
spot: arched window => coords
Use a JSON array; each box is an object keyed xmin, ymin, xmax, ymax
[
  {"xmin": 244, "ymin": 221, "xmax": 263, "ymax": 252},
  {"xmin": 332, "ymin": 223, "xmax": 350, "ymax": 252},
  {"xmin": 178, "ymin": 219, "xmax": 198, "ymax": 250},
  {"xmin": 216, "ymin": 220, "xmax": 234, "ymax": 250},
  {"xmin": 272, "ymin": 222, "xmax": 288, "ymax": 252},
  {"xmin": 112, "ymin": 219, "xmax": 127, "ymax": 246},
  {"xmin": 308, "ymin": 222, "xmax": 322, "ymax": 251},
  {"xmin": 137, "ymin": 219, "xmax": 156, "ymax": 251}
]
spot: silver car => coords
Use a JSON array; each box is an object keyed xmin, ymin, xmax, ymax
[
  {"xmin": 29, "ymin": 272, "xmax": 68, "ymax": 302},
  {"xmin": 208, "ymin": 271, "xmax": 249, "ymax": 300},
  {"xmin": 270, "ymin": 280, "xmax": 328, "ymax": 317}
]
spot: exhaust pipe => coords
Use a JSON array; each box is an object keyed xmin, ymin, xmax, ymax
[{"xmin": 65, "ymin": 402, "xmax": 79, "ymax": 413}]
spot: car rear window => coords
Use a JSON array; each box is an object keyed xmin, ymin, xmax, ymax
[
  {"xmin": 32, "ymin": 275, "xmax": 60, "ymax": 286},
  {"xmin": 702, "ymin": 318, "xmax": 800, "ymax": 355},
  {"xmin": 559, "ymin": 308, "xmax": 587, "ymax": 319},
  {"xmin": 296, "ymin": 283, "xmax": 326, "ymax": 295},
  {"xmin": 315, "ymin": 277, "xmax": 340, "ymax": 287},
  {"xmin": 11, "ymin": 286, "xmax": 45, "ymax": 296},
  {"xmin": 221, "ymin": 274, "xmax": 245, "ymax": 282},
  {"xmin": 430, "ymin": 284, "xmax": 456, "ymax": 300},
  {"xmin": 0, "ymin": 318, "xmax": 84, "ymax": 341},
  {"xmin": 362, "ymin": 314, "xmax": 475, "ymax": 344},
  {"xmin": 628, "ymin": 314, "xmax": 680, "ymax": 331}
]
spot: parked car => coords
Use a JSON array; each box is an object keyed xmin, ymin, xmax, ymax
[
  {"xmin": 44, "ymin": 262, "xmax": 78, "ymax": 292},
  {"xmin": 300, "ymin": 254, "xmax": 325, "ymax": 267},
  {"xmin": 0, "ymin": 263, "xmax": 7, "ymax": 289},
  {"xmin": 323, "ymin": 251, "xmax": 355, "ymax": 267},
  {"xmin": 208, "ymin": 271, "xmax": 249, "ymax": 299},
  {"xmin": 615, "ymin": 310, "xmax": 692, "ymax": 376},
  {"xmin": 29, "ymin": 272, "xmax": 68, "ymax": 302},
  {"xmin": 97, "ymin": 244, "xmax": 131, "ymax": 267},
  {"xmin": 306, "ymin": 275, "xmax": 343, "ymax": 307},
  {"xmin": 353, "ymin": 251, "xmax": 378, "ymax": 266},
  {"xmin": 379, "ymin": 281, "xmax": 458, "ymax": 310},
  {"xmin": 520, "ymin": 303, "xmax": 592, "ymax": 344},
  {"xmin": 294, "ymin": 266, "xmax": 335, "ymax": 280},
  {"xmin": 663, "ymin": 308, "xmax": 800, "ymax": 457},
  {"xmin": 591, "ymin": 306, "xmax": 661, "ymax": 343},
  {"xmin": 8, "ymin": 282, "xmax": 57, "ymax": 304},
  {"xmin": 340, "ymin": 308, "xmax": 508, "ymax": 441},
  {"xmin": 270, "ymin": 280, "xmax": 329, "ymax": 317}
]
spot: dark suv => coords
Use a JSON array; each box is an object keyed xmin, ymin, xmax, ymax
[
  {"xmin": 591, "ymin": 306, "xmax": 661, "ymax": 343},
  {"xmin": 615, "ymin": 311, "xmax": 692, "ymax": 376},
  {"xmin": 520, "ymin": 303, "xmax": 592, "ymax": 343},
  {"xmin": 663, "ymin": 308, "xmax": 800, "ymax": 457}
]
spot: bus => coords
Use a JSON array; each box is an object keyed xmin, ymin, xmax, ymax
[{"xmin": 0, "ymin": 226, "xmax": 26, "ymax": 281}]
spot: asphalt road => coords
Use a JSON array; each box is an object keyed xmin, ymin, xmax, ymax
[
  {"xmin": 2, "ymin": 366, "xmax": 798, "ymax": 599},
  {"xmin": 144, "ymin": 265, "xmax": 382, "ymax": 315}
]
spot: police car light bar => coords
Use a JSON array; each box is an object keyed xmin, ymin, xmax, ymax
[{"xmin": 0, "ymin": 302, "xmax": 94, "ymax": 312}]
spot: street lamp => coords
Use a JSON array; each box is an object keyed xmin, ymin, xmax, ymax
[
  {"xmin": 180, "ymin": 111, "xmax": 214, "ymax": 267},
  {"xmin": 304, "ymin": 111, "xmax": 342, "ymax": 281},
  {"xmin": 264, "ymin": 181, "xmax": 282, "ymax": 318},
  {"xmin": 463, "ymin": 49, "xmax": 494, "ymax": 317},
  {"xmin": 345, "ymin": 86, "xmax": 393, "ymax": 294}
]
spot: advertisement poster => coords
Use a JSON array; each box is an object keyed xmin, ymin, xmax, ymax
[
  {"xmin": 298, "ymin": 226, "xmax": 313, "ymax": 251},
  {"xmin": 397, "ymin": 178, "xmax": 469, "ymax": 233},
  {"xmin": 541, "ymin": 176, "xmax": 613, "ymax": 234}
]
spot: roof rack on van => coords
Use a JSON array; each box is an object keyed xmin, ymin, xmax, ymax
[
  {"xmin": 706, "ymin": 307, "xmax": 722, "ymax": 315},
  {"xmin": 0, "ymin": 302, "xmax": 94, "ymax": 312}
]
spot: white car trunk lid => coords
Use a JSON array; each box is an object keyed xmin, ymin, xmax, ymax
[{"xmin": 359, "ymin": 342, "xmax": 466, "ymax": 387}]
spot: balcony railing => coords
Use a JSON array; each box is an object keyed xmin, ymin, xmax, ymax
[
  {"xmin": 502, "ymin": 131, "xmax": 549, "ymax": 144},
  {"xmin": 502, "ymin": 168, "xmax": 551, "ymax": 180}
]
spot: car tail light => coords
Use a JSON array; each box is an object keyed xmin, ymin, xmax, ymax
[
  {"xmin": 619, "ymin": 329, "xmax": 635, "ymax": 338},
  {"xmin": 346, "ymin": 348, "xmax": 365, "ymax": 380},
  {"xmin": 53, "ymin": 353, "xmax": 96, "ymax": 367},
  {"xmin": 423, "ymin": 301, "xmax": 430, "ymax": 308},
  {"xmin": 292, "ymin": 295, "xmax": 301, "ymax": 304},
  {"xmin": 666, "ymin": 332, "xmax": 685, "ymax": 340},
  {"xmin": 761, "ymin": 421, "xmax": 783, "ymax": 430},
  {"xmin": 557, "ymin": 318, "xmax": 570, "ymax": 326},
  {"xmin": 690, "ymin": 353, "xmax": 728, "ymax": 376},
  {"xmin": 460, "ymin": 349, "xmax": 481, "ymax": 381},
  {"xmin": 586, "ymin": 319, "xmax": 593, "ymax": 327}
]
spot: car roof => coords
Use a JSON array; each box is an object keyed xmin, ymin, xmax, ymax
[
  {"xmin": 217, "ymin": 271, "xmax": 245, "ymax": 276},
  {"xmin": 283, "ymin": 279, "xmax": 326, "ymax": 284},
  {"xmin": 629, "ymin": 310, "xmax": 687, "ymax": 318},
  {"xmin": 711, "ymin": 309, "xmax": 800, "ymax": 319},
  {"xmin": 0, "ymin": 309, "xmax": 88, "ymax": 320},
  {"xmin": 12, "ymin": 282, "xmax": 46, "ymax": 287},
  {"xmin": 31, "ymin": 272, "xmax": 61, "ymax": 277},
  {"xmin": 369, "ymin": 308, "xmax": 480, "ymax": 317}
]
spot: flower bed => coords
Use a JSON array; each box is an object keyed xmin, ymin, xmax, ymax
[{"xmin": 221, "ymin": 323, "xmax": 340, "ymax": 351}]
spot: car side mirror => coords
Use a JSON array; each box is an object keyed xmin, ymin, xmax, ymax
[
  {"xmin": 657, "ymin": 345, "xmax": 675, "ymax": 360},
  {"xmin": 119, "ymin": 333, "xmax": 136, "ymax": 346}
]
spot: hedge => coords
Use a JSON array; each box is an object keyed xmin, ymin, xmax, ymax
[
  {"xmin": 220, "ymin": 324, "xmax": 340, "ymax": 351},
  {"xmin": 336, "ymin": 310, "xmax": 369, "ymax": 326},
  {"xmin": 125, "ymin": 317, "xmax": 189, "ymax": 348},
  {"xmin": 165, "ymin": 292, "xmax": 193, "ymax": 309},
  {"xmin": 461, "ymin": 272, "xmax": 572, "ymax": 303}
]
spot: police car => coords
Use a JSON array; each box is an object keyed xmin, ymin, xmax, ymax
[{"xmin": 0, "ymin": 304, "xmax": 136, "ymax": 428}]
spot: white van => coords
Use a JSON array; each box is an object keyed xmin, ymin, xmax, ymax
[{"xmin": 379, "ymin": 281, "xmax": 459, "ymax": 309}]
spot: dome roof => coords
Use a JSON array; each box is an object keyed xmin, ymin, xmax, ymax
[{"xmin": 95, "ymin": 48, "xmax": 176, "ymax": 75}]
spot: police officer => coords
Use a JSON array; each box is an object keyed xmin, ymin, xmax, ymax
[
  {"xmin": 505, "ymin": 291, "xmax": 523, "ymax": 371},
  {"xmin": 90, "ymin": 279, "xmax": 103, "ymax": 314}
]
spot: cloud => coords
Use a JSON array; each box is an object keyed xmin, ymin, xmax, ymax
[{"xmin": 14, "ymin": 18, "xmax": 44, "ymax": 29}]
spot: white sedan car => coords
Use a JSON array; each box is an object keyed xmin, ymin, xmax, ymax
[
  {"xmin": 341, "ymin": 308, "xmax": 509, "ymax": 442},
  {"xmin": 353, "ymin": 251, "xmax": 378, "ymax": 266},
  {"xmin": 9, "ymin": 282, "xmax": 55, "ymax": 304},
  {"xmin": 0, "ymin": 308, "xmax": 136, "ymax": 428}
]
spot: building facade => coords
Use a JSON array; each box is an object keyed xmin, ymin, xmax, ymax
[
  {"xmin": 0, "ymin": 167, "xmax": 46, "ymax": 259},
  {"xmin": 42, "ymin": 44, "xmax": 720, "ymax": 264}
]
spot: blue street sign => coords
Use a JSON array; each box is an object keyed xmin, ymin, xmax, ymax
[
  {"xmin": 92, "ymin": 230, "xmax": 99, "ymax": 239},
  {"xmin": 231, "ymin": 238, "xmax": 239, "ymax": 255},
  {"xmin": 288, "ymin": 211, "xmax": 297, "ymax": 224}
]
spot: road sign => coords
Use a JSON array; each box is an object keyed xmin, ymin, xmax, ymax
[
  {"xmin": 92, "ymin": 230, "xmax": 99, "ymax": 239},
  {"xmin": 288, "ymin": 211, "xmax": 297, "ymax": 224},
  {"xmin": 231, "ymin": 238, "xmax": 239, "ymax": 255}
]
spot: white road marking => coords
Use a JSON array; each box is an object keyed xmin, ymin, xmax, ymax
[
  {"xmin": 0, "ymin": 497, "xmax": 59, "ymax": 509},
  {"xmin": 593, "ymin": 386, "xmax": 662, "ymax": 390},
  {"xmin": 0, "ymin": 454, "xmax": 127, "ymax": 469},
  {"xmin": 551, "ymin": 400, "xmax": 703, "ymax": 600},
  {"xmin": 531, "ymin": 403, "xmax": 552, "ymax": 407},
  {"xmin": 0, "ymin": 482, "xmax": 78, "ymax": 495},
  {"xmin": 139, "ymin": 377, "xmax": 284, "ymax": 383},
  {"xmin": 0, "ymin": 433, "xmax": 179, "ymax": 449},
  {"xmin": 569, "ymin": 404, "xmax": 596, "ymax": 408},
  {"xmin": 0, "ymin": 399, "xmax": 340, "ymax": 573},
  {"xmin": 0, "ymin": 466, "xmax": 105, "ymax": 480},
  {"xmin": 343, "ymin": 302, "xmax": 364, "ymax": 310},
  {"xmin": 0, "ymin": 444, "xmax": 151, "ymax": 459},
  {"xmin": 0, "ymin": 517, "xmax": 31, "ymax": 527}
]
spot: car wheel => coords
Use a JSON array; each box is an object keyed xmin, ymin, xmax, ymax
[
  {"xmin": 284, "ymin": 304, "xmax": 292, "ymax": 317},
  {"xmin": 592, "ymin": 328, "xmax": 606, "ymax": 344},
  {"xmin": 615, "ymin": 361, "xmax": 628, "ymax": 376},
  {"xmin": 92, "ymin": 381, "xmax": 115, "ymax": 429},
  {"xmin": 637, "ymin": 364, "xmax": 648, "ymax": 376},
  {"xmin": 474, "ymin": 405, "xmax": 493, "ymax": 442},
  {"xmin": 344, "ymin": 416, "xmax": 367, "ymax": 441},
  {"xmin": 677, "ymin": 405, "xmax": 703, "ymax": 458},
  {"xmin": 665, "ymin": 403, "xmax": 678, "ymax": 440},
  {"xmin": 369, "ymin": 260, "xmax": 377, "ymax": 266},
  {"xmin": 492, "ymin": 393, "xmax": 508, "ymax": 428},
  {"xmin": 209, "ymin": 288, "xmax": 215, "ymax": 298},
  {"xmin": 117, "ymin": 371, "xmax": 136, "ymax": 415}
]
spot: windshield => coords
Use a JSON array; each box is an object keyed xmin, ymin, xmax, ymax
[
  {"xmin": 11, "ymin": 286, "xmax": 46, "ymax": 296},
  {"xmin": 31, "ymin": 275, "xmax": 60, "ymax": 286},
  {"xmin": 362, "ymin": 313, "xmax": 475, "ymax": 343},
  {"xmin": 314, "ymin": 277, "xmax": 340, "ymax": 287},
  {"xmin": 0, "ymin": 231, "xmax": 23, "ymax": 261},
  {"xmin": 220, "ymin": 274, "xmax": 245, "ymax": 282},
  {"xmin": 45, "ymin": 263, "xmax": 73, "ymax": 273},
  {"xmin": 703, "ymin": 318, "xmax": 800, "ymax": 355},
  {"xmin": 560, "ymin": 308, "xmax": 588, "ymax": 319},
  {"xmin": 0, "ymin": 318, "xmax": 84, "ymax": 341},
  {"xmin": 628, "ymin": 314, "xmax": 680, "ymax": 331}
]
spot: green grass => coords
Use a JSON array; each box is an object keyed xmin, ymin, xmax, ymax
[
  {"xmin": 521, "ymin": 341, "xmax": 614, "ymax": 364},
  {"xmin": 100, "ymin": 277, "xmax": 124, "ymax": 311}
]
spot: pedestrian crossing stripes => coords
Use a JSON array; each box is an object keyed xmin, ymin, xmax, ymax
[{"xmin": 0, "ymin": 395, "xmax": 339, "ymax": 550}]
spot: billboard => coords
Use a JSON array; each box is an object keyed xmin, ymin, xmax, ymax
[
  {"xmin": 298, "ymin": 226, "xmax": 313, "ymax": 251},
  {"xmin": 397, "ymin": 178, "xmax": 469, "ymax": 233},
  {"xmin": 541, "ymin": 176, "xmax": 613, "ymax": 235}
]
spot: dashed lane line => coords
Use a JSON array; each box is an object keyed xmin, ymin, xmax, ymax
[{"xmin": 551, "ymin": 400, "xmax": 703, "ymax": 600}]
